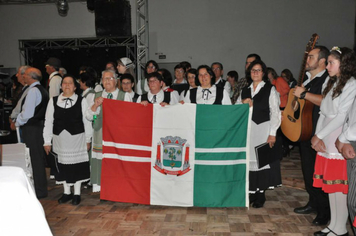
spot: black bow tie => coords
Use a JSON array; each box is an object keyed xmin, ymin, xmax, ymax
[
  {"xmin": 202, "ymin": 89, "xmax": 212, "ymax": 99},
  {"xmin": 62, "ymin": 97, "xmax": 73, "ymax": 108}
]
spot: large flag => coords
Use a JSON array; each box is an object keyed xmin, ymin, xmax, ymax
[{"xmin": 100, "ymin": 100, "xmax": 250, "ymax": 207}]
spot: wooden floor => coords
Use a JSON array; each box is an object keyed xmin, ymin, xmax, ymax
[{"xmin": 40, "ymin": 146, "xmax": 354, "ymax": 236}]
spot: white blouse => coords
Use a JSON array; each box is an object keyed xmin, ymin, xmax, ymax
[
  {"xmin": 43, "ymin": 93, "xmax": 93, "ymax": 145},
  {"xmin": 315, "ymin": 77, "xmax": 356, "ymax": 139},
  {"xmin": 236, "ymin": 81, "xmax": 281, "ymax": 136},
  {"xmin": 136, "ymin": 89, "xmax": 179, "ymax": 105},
  {"xmin": 82, "ymin": 88, "xmax": 95, "ymax": 105},
  {"xmin": 183, "ymin": 85, "xmax": 232, "ymax": 105}
]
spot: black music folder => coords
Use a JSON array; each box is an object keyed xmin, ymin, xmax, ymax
[{"xmin": 255, "ymin": 142, "xmax": 280, "ymax": 168}]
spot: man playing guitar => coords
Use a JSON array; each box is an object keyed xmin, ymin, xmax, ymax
[{"xmin": 293, "ymin": 46, "xmax": 331, "ymax": 226}]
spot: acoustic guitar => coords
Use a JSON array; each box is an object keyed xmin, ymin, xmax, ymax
[{"xmin": 281, "ymin": 34, "xmax": 319, "ymax": 142}]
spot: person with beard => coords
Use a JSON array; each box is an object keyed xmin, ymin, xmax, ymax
[{"xmin": 292, "ymin": 46, "xmax": 331, "ymax": 226}]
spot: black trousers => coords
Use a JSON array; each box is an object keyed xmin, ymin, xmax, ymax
[
  {"xmin": 347, "ymin": 159, "xmax": 356, "ymax": 234},
  {"xmin": 22, "ymin": 123, "xmax": 48, "ymax": 198},
  {"xmin": 299, "ymin": 140, "xmax": 329, "ymax": 215}
]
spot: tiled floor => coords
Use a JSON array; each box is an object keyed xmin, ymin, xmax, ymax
[{"xmin": 40, "ymin": 146, "xmax": 354, "ymax": 236}]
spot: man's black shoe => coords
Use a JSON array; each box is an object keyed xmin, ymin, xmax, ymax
[
  {"xmin": 312, "ymin": 214, "xmax": 330, "ymax": 226},
  {"xmin": 294, "ymin": 205, "xmax": 317, "ymax": 214}
]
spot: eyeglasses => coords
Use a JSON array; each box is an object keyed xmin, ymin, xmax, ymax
[
  {"xmin": 103, "ymin": 77, "xmax": 115, "ymax": 81},
  {"xmin": 212, "ymin": 67, "xmax": 221, "ymax": 72},
  {"xmin": 147, "ymin": 66, "xmax": 155, "ymax": 69},
  {"xmin": 148, "ymin": 79, "xmax": 159, "ymax": 83},
  {"xmin": 175, "ymin": 70, "xmax": 184, "ymax": 74},
  {"xmin": 251, "ymin": 69, "xmax": 262, "ymax": 73}
]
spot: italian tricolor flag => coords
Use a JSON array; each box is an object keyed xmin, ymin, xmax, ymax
[{"xmin": 100, "ymin": 100, "xmax": 250, "ymax": 207}]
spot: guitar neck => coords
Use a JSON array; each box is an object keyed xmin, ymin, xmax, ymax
[{"xmin": 297, "ymin": 51, "xmax": 309, "ymax": 87}]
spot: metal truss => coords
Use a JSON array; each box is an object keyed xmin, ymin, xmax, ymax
[
  {"xmin": 136, "ymin": 0, "xmax": 149, "ymax": 81},
  {"xmin": 19, "ymin": 36, "xmax": 137, "ymax": 66}
]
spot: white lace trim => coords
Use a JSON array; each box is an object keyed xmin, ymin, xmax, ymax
[
  {"xmin": 56, "ymin": 178, "xmax": 90, "ymax": 186},
  {"xmin": 317, "ymin": 152, "xmax": 345, "ymax": 160}
]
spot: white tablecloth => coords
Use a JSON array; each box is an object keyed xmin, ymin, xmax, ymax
[
  {"xmin": 0, "ymin": 166, "xmax": 52, "ymax": 236},
  {"xmin": 0, "ymin": 144, "xmax": 52, "ymax": 236}
]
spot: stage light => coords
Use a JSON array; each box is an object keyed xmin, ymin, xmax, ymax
[{"xmin": 57, "ymin": 0, "xmax": 69, "ymax": 17}]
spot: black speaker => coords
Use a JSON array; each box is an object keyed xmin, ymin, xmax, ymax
[{"xmin": 94, "ymin": 0, "xmax": 132, "ymax": 37}]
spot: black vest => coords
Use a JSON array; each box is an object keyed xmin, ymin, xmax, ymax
[
  {"xmin": 53, "ymin": 96, "xmax": 84, "ymax": 136},
  {"xmin": 241, "ymin": 83, "xmax": 272, "ymax": 124},
  {"xmin": 21, "ymin": 84, "xmax": 49, "ymax": 126},
  {"xmin": 189, "ymin": 87, "xmax": 224, "ymax": 105},
  {"xmin": 215, "ymin": 79, "xmax": 227, "ymax": 89},
  {"xmin": 141, "ymin": 92, "xmax": 171, "ymax": 104},
  {"xmin": 133, "ymin": 93, "xmax": 140, "ymax": 103},
  {"xmin": 304, "ymin": 71, "xmax": 329, "ymax": 135}
]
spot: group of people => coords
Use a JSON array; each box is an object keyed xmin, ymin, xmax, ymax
[{"xmin": 8, "ymin": 46, "xmax": 356, "ymax": 235}]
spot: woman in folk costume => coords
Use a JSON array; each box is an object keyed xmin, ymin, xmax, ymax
[
  {"xmin": 311, "ymin": 47, "xmax": 356, "ymax": 236},
  {"xmin": 43, "ymin": 75, "xmax": 92, "ymax": 205},
  {"xmin": 85, "ymin": 69, "xmax": 131, "ymax": 192},
  {"xmin": 237, "ymin": 60, "xmax": 282, "ymax": 208},
  {"xmin": 183, "ymin": 65, "xmax": 231, "ymax": 105}
]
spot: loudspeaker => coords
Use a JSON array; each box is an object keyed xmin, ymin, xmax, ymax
[{"xmin": 94, "ymin": 0, "xmax": 132, "ymax": 37}]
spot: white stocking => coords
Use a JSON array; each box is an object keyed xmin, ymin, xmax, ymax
[
  {"xmin": 74, "ymin": 182, "xmax": 81, "ymax": 195},
  {"xmin": 63, "ymin": 183, "xmax": 71, "ymax": 195},
  {"xmin": 329, "ymin": 192, "xmax": 348, "ymax": 235}
]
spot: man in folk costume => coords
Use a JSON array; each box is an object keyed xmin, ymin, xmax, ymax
[
  {"xmin": 13, "ymin": 67, "xmax": 49, "ymax": 199},
  {"xmin": 293, "ymin": 46, "xmax": 331, "ymax": 225},
  {"xmin": 86, "ymin": 69, "xmax": 132, "ymax": 192}
]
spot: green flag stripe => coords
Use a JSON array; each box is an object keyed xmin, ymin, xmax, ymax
[
  {"xmin": 195, "ymin": 152, "xmax": 246, "ymax": 161},
  {"xmin": 195, "ymin": 147, "xmax": 246, "ymax": 152},
  {"xmin": 194, "ymin": 164, "xmax": 247, "ymax": 207},
  {"xmin": 195, "ymin": 104, "xmax": 249, "ymax": 148},
  {"xmin": 195, "ymin": 160, "xmax": 246, "ymax": 165}
]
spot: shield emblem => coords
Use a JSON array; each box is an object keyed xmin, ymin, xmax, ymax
[
  {"xmin": 154, "ymin": 136, "xmax": 191, "ymax": 176},
  {"xmin": 163, "ymin": 144, "xmax": 183, "ymax": 168}
]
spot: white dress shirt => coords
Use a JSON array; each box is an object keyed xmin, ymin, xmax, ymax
[
  {"xmin": 48, "ymin": 72, "xmax": 62, "ymax": 98},
  {"xmin": 15, "ymin": 81, "xmax": 42, "ymax": 127}
]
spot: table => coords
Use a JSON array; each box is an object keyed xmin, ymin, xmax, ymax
[{"xmin": 0, "ymin": 166, "xmax": 52, "ymax": 235}]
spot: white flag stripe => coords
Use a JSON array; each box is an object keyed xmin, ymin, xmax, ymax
[
  {"xmin": 103, "ymin": 141, "xmax": 151, "ymax": 151},
  {"xmin": 195, "ymin": 159, "xmax": 246, "ymax": 165},
  {"xmin": 195, "ymin": 147, "xmax": 246, "ymax": 153},
  {"xmin": 103, "ymin": 153, "xmax": 151, "ymax": 162}
]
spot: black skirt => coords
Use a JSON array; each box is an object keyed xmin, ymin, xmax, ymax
[
  {"xmin": 249, "ymin": 160, "xmax": 282, "ymax": 193},
  {"xmin": 56, "ymin": 161, "xmax": 90, "ymax": 184}
]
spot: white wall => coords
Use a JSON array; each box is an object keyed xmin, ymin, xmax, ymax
[
  {"xmin": 148, "ymin": 0, "xmax": 355, "ymax": 78},
  {"xmin": 0, "ymin": 0, "xmax": 354, "ymax": 79}
]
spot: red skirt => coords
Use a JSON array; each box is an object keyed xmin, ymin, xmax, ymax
[{"xmin": 313, "ymin": 153, "xmax": 348, "ymax": 194}]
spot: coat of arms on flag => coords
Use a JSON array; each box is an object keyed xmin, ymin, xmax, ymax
[{"xmin": 154, "ymin": 136, "xmax": 191, "ymax": 176}]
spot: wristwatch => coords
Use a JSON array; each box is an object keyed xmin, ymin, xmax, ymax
[{"xmin": 300, "ymin": 91, "xmax": 307, "ymax": 99}]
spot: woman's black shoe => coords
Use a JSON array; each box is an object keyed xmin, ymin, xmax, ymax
[
  {"xmin": 58, "ymin": 194, "xmax": 73, "ymax": 204},
  {"xmin": 314, "ymin": 227, "xmax": 349, "ymax": 236},
  {"xmin": 252, "ymin": 202, "xmax": 264, "ymax": 208},
  {"xmin": 72, "ymin": 195, "xmax": 81, "ymax": 205}
]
